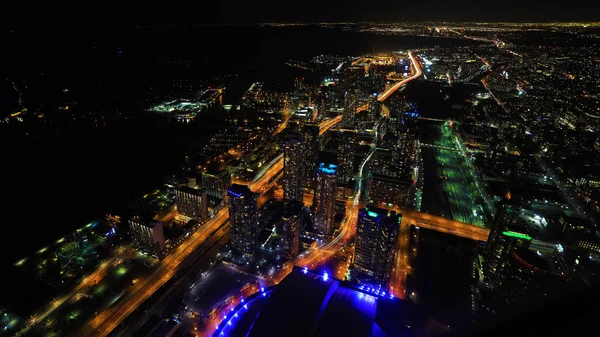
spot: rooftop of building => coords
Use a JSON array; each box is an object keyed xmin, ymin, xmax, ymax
[
  {"xmin": 203, "ymin": 166, "xmax": 229, "ymax": 176},
  {"xmin": 283, "ymin": 200, "xmax": 304, "ymax": 217},
  {"xmin": 362, "ymin": 205, "xmax": 402, "ymax": 223},
  {"xmin": 173, "ymin": 185, "xmax": 206, "ymax": 195},
  {"xmin": 213, "ymin": 267, "xmax": 432, "ymax": 337},
  {"xmin": 227, "ymin": 184, "xmax": 254, "ymax": 198}
]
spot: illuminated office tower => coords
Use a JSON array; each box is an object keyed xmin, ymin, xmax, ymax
[
  {"xmin": 281, "ymin": 200, "xmax": 303, "ymax": 259},
  {"xmin": 128, "ymin": 214, "xmax": 166, "ymax": 259},
  {"xmin": 301, "ymin": 123, "xmax": 320, "ymax": 191},
  {"xmin": 228, "ymin": 184, "xmax": 259, "ymax": 255},
  {"xmin": 283, "ymin": 131, "xmax": 305, "ymax": 202},
  {"xmin": 342, "ymin": 91, "xmax": 357, "ymax": 128},
  {"xmin": 314, "ymin": 163, "xmax": 338, "ymax": 236},
  {"xmin": 353, "ymin": 206, "xmax": 400, "ymax": 286},
  {"xmin": 173, "ymin": 186, "xmax": 208, "ymax": 220}
]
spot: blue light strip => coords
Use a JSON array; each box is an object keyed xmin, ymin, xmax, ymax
[
  {"xmin": 212, "ymin": 289, "xmax": 273, "ymax": 337},
  {"xmin": 359, "ymin": 284, "xmax": 395, "ymax": 300},
  {"xmin": 227, "ymin": 190, "xmax": 244, "ymax": 198}
]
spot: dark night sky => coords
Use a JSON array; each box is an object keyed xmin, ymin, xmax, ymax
[{"xmin": 7, "ymin": 0, "xmax": 599, "ymax": 25}]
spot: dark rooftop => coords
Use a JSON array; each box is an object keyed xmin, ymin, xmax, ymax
[{"xmin": 214, "ymin": 268, "xmax": 431, "ymax": 337}]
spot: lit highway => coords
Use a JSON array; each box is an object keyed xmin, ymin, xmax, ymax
[
  {"xmin": 318, "ymin": 115, "xmax": 343, "ymax": 135},
  {"xmin": 79, "ymin": 208, "xmax": 230, "ymax": 337},
  {"xmin": 389, "ymin": 223, "xmax": 411, "ymax": 299},
  {"xmin": 376, "ymin": 52, "xmax": 422, "ymax": 101}
]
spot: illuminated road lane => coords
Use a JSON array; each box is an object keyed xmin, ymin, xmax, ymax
[
  {"xmin": 80, "ymin": 208, "xmax": 230, "ymax": 337},
  {"xmin": 377, "ymin": 52, "xmax": 422, "ymax": 101},
  {"xmin": 14, "ymin": 246, "xmax": 135, "ymax": 337}
]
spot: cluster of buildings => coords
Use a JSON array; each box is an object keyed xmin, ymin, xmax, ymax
[{"xmin": 128, "ymin": 167, "xmax": 232, "ymax": 259}]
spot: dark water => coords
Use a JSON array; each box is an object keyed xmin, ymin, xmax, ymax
[{"xmin": 2, "ymin": 23, "xmax": 483, "ymax": 264}]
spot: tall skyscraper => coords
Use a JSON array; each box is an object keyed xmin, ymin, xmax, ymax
[
  {"xmin": 314, "ymin": 163, "xmax": 338, "ymax": 236},
  {"xmin": 283, "ymin": 131, "xmax": 305, "ymax": 202},
  {"xmin": 201, "ymin": 168, "xmax": 231, "ymax": 200},
  {"xmin": 281, "ymin": 200, "xmax": 303, "ymax": 259},
  {"xmin": 128, "ymin": 214, "xmax": 166, "ymax": 259},
  {"xmin": 485, "ymin": 197, "xmax": 531, "ymax": 288},
  {"xmin": 336, "ymin": 130, "xmax": 356, "ymax": 184},
  {"xmin": 368, "ymin": 93, "xmax": 381, "ymax": 121},
  {"xmin": 228, "ymin": 184, "xmax": 260, "ymax": 255},
  {"xmin": 353, "ymin": 206, "xmax": 401, "ymax": 287},
  {"xmin": 301, "ymin": 123, "xmax": 320, "ymax": 192},
  {"xmin": 173, "ymin": 186, "xmax": 208, "ymax": 220},
  {"xmin": 342, "ymin": 90, "xmax": 357, "ymax": 128}
]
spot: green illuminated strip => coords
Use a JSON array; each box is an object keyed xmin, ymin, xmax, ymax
[
  {"xmin": 502, "ymin": 231, "xmax": 531, "ymax": 240},
  {"xmin": 367, "ymin": 211, "xmax": 379, "ymax": 218}
]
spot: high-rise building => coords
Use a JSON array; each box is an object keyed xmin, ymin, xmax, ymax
[
  {"xmin": 128, "ymin": 214, "xmax": 166, "ymax": 259},
  {"xmin": 485, "ymin": 198, "xmax": 531, "ymax": 288},
  {"xmin": 283, "ymin": 131, "xmax": 305, "ymax": 202},
  {"xmin": 336, "ymin": 130, "xmax": 356, "ymax": 184},
  {"xmin": 368, "ymin": 93, "xmax": 381, "ymax": 121},
  {"xmin": 353, "ymin": 206, "xmax": 401, "ymax": 287},
  {"xmin": 173, "ymin": 186, "xmax": 208, "ymax": 220},
  {"xmin": 314, "ymin": 163, "xmax": 338, "ymax": 236},
  {"xmin": 369, "ymin": 174, "xmax": 412, "ymax": 207},
  {"xmin": 342, "ymin": 90, "xmax": 357, "ymax": 128},
  {"xmin": 201, "ymin": 168, "xmax": 231, "ymax": 200},
  {"xmin": 281, "ymin": 200, "xmax": 303, "ymax": 259},
  {"xmin": 301, "ymin": 123, "xmax": 320, "ymax": 191},
  {"xmin": 228, "ymin": 184, "xmax": 259, "ymax": 255}
]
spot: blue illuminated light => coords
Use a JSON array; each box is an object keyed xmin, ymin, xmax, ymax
[
  {"xmin": 234, "ymin": 313, "xmax": 238, "ymax": 318},
  {"xmin": 382, "ymin": 291, "xmax": 386, "ymax": 296},
  {"xmin": 227, "ymin": 189, "xmax": 243, "ymax": 198},
  {"xmin": 261, "ymin": 287, "xmax": 265, "ymax": 292},
  {"xmin": 241, "ymin": 299, "xmax": 245, "ymax": 303},
  {"xmin": 303, "ymin": 267, "xmax": 308, "ymax": 274},
  {"xmin": 230, "ymin": 307, "xmax": 234, "ymax": 312},
  {"xmin": 318, "ymin": 163, "xmax": 338, "ymax": 175},
  {"xmin": 244, "ymin": 304, "xmax": 248, "ymax": 309},
  {"xmin": 323, "ymin": 272, "xmax": 329, "ymax": 281},
  {"xmin": 223, "ymin": 315, "xmax": 227, "ymax": 319}
]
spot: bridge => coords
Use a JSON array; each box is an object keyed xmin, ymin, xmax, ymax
[
  {"xmin": 420, "ymin": 143, "xmax": 460, "ymax": 152},
  {"xmin": 388, "ymin": 206, "xmax": 490, "ymax": 299}
]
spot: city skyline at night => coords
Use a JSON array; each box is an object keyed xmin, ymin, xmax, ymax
[{"xmin": 2, "ymin": 16, "xmax": 600, "ymax": 337}]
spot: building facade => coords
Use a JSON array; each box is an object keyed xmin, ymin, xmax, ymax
[
  {"xmin": 485, "ymin": 200, "xmax": 530, "ymax": 288},
  {"xmin": 201, "ymin": 168, "xmax": 232, "ymax": 200},
  {"xmin": 369, "ymin": 174, "xmax": 412, "ymax": 207},
  {"xmin": 314, "ymin": 163, "xmax": 338, "ymax": 236},
  {"xmin": 342, "ymin": 90, "xmax": 357, "ymax": 128},
  {"xmin": 228, "ymin": 184, "xmax": 259, "ymax": 255},
  {"xmin": 281, "ymin": 200, "xmax": 304, "ymax": 259},
  {"xmin": 283, "ymin": 131, "xmax": 305, "ymax": 202},
  {"xmin": 173, "ymin": 186, "xmax": 208, "ymax": 220},
  {"xmin": 301, "ymin": 123, "xmax": 320, "ymax": 192},
  {"xmin": 128, "ymin": 214, "xmax": 166, "ymax": 259},
  {"xmin": 353, "ymin": 206, "xmax": 401, "ymax": 287}
]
